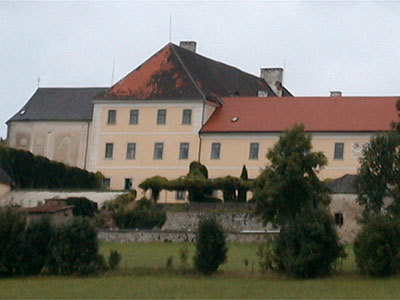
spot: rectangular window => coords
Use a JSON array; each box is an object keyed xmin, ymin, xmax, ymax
[
  {"xmin": 126, "ymin": 143, "xmax": 136, "ymax": 159},
  {"xmin": 182, "ymin": 109, "xmax": 192, "ymax": 125},
  {"xmin": 157, "ymin": 109, "xmax": 166, "ymax": 125},
  {"xmin": 129, "ymin": 109, "xmax": 139, "ymax": 124},
  {"xmin": 176, "ymin": 190, "xmax": 186, "ymax": 200},
  {"xmin": 334, "ymin": 213, "xmax": 344, "ymax": 227},
  {"xmin": 179, "ymin": 143, "xmax": 189, "ymax": 159},
  {"xmin": 153, "ymin": 142, "xmax": 164, "ymax": 159},
  {"xmin": 334, "ymin": 142, "xmax": 344, "ymax": 159},
  {"xmin": 107, "ymin": 110, "xmax": 116, "ymax": 124},
  {"xmin": 103, "ymin": 178, "xmax": 111, "ymax": 188},
  {"xmin": 211, "ymin": 143, "xmax": 221, "ymax": 159},
  {"xmin": 105, "ymin": 143, "xmax": 113, "ymax": 159},
  {"xmin": 124, "ymin": 178, "xmax": 133, "ymax": 190},
  {"xmin": 249, "ymin": 142, "xmax": 259, "ymax": 159}
]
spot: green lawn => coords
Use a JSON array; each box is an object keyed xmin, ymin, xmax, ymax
[{"xmin": 0, "ymin": 242, "xmax": 399, "ymax": 299}]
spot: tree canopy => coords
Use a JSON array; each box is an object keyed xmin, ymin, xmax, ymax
[{"xmin": 254, "ymin": 124, "xmax": 330, "ymax": 227}]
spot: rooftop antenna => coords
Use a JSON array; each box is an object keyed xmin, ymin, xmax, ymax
[
  {"xmin": 111, "ymin": 58, "xmax": 115, "ymax": 86},
  {"xmin": 169, "ymin": 14, "xmax": 172, "ymax": 42},
  {"xmin": 37, "ymin": 77, "xmax": 40, "ymax": 88}
]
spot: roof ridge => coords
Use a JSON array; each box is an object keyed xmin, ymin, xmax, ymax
[{"xmin": 170, "ymin": 44, "xmax": 206, "ymax": 99}]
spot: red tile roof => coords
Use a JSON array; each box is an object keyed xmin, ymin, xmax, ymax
[
  {"xmin": 200, "ymin": 97, "xmax": 400, "ymax": 133},
  {"xmin": 101, "ymin": 43, "xmax": 292, "ymax": 100}
]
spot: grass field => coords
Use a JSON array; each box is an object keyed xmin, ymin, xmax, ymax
[{"xmin": 1, "ymin": 242, "xmax": 399, "ymax": 299}]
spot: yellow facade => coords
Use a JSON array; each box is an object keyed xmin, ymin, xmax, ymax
[
  {"xmin": 87, "ymin": 99, "xmax": 374, "ymax": 202},
  {"xmin": 0, "ymin": 183, "xmax": 11, "ymax": 197}
]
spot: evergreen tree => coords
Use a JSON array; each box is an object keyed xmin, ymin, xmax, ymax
[{"xmin": 238, "ymin": 165, "xmax": 249, "ymax": 202}]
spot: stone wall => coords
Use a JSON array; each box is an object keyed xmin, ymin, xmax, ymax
[{"xmin": 98, "ymin": 229, "xmax": 276, "ymax": 243}]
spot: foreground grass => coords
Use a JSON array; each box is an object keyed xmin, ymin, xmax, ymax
[{"xmin": 0, "ymin": 242, "xmax": 398, "ymax": 299}]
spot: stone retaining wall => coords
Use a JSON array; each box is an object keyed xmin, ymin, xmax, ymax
[{"xmin": 98, "ymin": 229, "xmax": 276, "ymax": 243}]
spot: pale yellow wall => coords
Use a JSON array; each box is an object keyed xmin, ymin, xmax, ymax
[
  {"xmin": 199, "ymin": 132, "xmax": 373, "ymax": 180},
  {"xmin": 7, "ymin": 121, "xmax": 90, "ymax": 169},
  {"xmin": 89, "ymin": 100, "xmax": 204, "ymax": 200},
  {"xmin": 0, "ymin": 183, "xmax": 11, "ymax": 197}
]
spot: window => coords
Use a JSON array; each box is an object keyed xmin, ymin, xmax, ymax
[
  {"xmin": 107, "ymin": 110, "xmax": 116, "ymax": 124},
  {"xmin": 124, "ymin": 178, "xmax": 133, "ymax": 190},
  {"xmin": 103, "ymin": 178, "xmax": 111, "ymax": 188},
  {"xmin": 334, "ymin": 142, "xmax": 344, "ymax": 159},
  {"xmin": 176, "ymin": 190, "xmax": 186, "ymax": 200},
  {"xmin": 157, "ymin": 109, "xmax": 166, "ymax": 124},
  {"xmin": 334, "ymin": 213, "xmax": 344, "ymax": 227},
  {"xmin": 129, "ymin": 109, "xmax": 139, "ymax": 124},
  {"xmin": 211, "ymin": 143, "xmax": 221, "ymax": 159},
  {"xmin": 182, "ymin": 109, "xmax": 192, "ymax": 125},
  {"xmin": 153, "ymin": 142, "xmax": 164, "ymax": 159},
  {"xmin": 179, "ymin": 143, "xmax": 189, "ymax": 159},
  {"xmin": 126, "ymin": 143, "xmax": 136, "ymax": 159},
  {"xmin": 105, "ymin": 143, "xmax": 113, "ymax": 159},
  {"xmin": 249, "ymin": 142, "xmax": 259, "ymax": 159}
]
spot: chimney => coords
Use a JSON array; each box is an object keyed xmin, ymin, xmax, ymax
[
  {"xmin": 179, "ymin": 41, "xmax": 197, "ymax": 53},
  {"xmin": 260, "ymin": 68, "xmax": 283, "ymax": 97},
  {"xmin": 330, "ymin": 91, "xmax": 342, "ymax": 97}
]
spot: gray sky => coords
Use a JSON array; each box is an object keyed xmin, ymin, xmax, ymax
[{"xmin": 1, "ymin": 1, "xmax": 399, "ymax": 138}]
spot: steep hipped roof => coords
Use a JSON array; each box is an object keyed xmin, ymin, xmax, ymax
[
  {"xmin": 8, "ymin": 87, "xmax": 108, "ymax": 123},
  {"xmin": 101, "ymin": 43, "xmax": 292, "ymax": 100},
  {"xmin": 0, "ymin": 168, "xmax": 15, "ymax": 186},
  {"xmin": 201, "ymin": 97, "xmax": 400, "ymax": 133}
]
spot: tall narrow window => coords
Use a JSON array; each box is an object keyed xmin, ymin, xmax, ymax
[
  {"xmin": 249, "ymin": 142, "xmax": 259, "ymax": 159},
  {"xmin": 176, "ymin": 190, "xmax": 186, "ymax": 200},
  {"xmin": 103, "ymin": 178, "xmax": 111, "ymax": 188},
  {"xmin": 124, "ymin": 178, "xmax": 133, "ymax": 190},
  {"xmin": 211, "ymin": 143, "xmax": 221, "ymax": 159},
  {"xmin": 334, "ymin": 213, "xmax": 344, "ymax": 227},
  {"xmin": 107, "ymin": 110, "xmax": 116, "ymax": 124},
  {"xmin": 334, "ymin": 142, "xmax": 344, "ymax": 159},
  {"xmin": 179, "ymin": 143, "xmax": 189, "ymax": 159},
  {"xmin": 182, "ymin": 109, "xmax": 192, "ymax": 125},
  {"xmin": 157, "ymin": 109, "xmax": 166, "ymax": 124},
  {"xmin": 153, "ymin": 142, "xmax": 164, "ymax": 159},
  {"xmin": 129, "ymin": 109, "xmax": 139, "ymax": 124},
  {"xmin": 105, "ymin": 143, "xmax": 114, "ymax": 159},
  {"xmin": 126, "ymin": 143, "xmax": 136, "ymax": 159}
]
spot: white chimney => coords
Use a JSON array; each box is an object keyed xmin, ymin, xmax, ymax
[
  {"xmin": 179, "ymin": 41, "xmax": 197, "ymax": 52},
  {"xmin": 330, "ymin": 91, "xmax": 342, "ymax": 97},
  {"xmin": 260, "ymin": 68, "xmax": 283, "ymax": 97}
]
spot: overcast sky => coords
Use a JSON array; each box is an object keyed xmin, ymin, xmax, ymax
[{"xmin": 1, "ymin": 1, "xmax": 399, "ymax": 138}]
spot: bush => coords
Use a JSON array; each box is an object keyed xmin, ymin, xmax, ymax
[
  {"xmin": 114, "ymin": 198, "xmax": 166, "ymax": 229},
  {"xmin": 102, "ymin": 191, "xmax": 137, "ymax": 212},
  {"xmin": 66, "ymin": 197, "xmax": 98, "ymax": 218},
  {"xmin": 108, "ymin": 250, "xmax": 122, "ymax": 270},
  {"xmin": 47, "ymin": 217, "xmax": 106, "ymax": 275},
  {"xmin": 194, "ymin": 217, "xmax": 227, "ymax": 275},
  {"xmin": 354, "ymin": 216, "xmax": 400, "ymax": 276},
  {"xmin": 271, "ymin": 209, "xmax": 346, "ymax": 278},
  {"xmin": 20, "ymin": 217, "xmax": 56, "ymax": 275},
  {"xmin": 0, "ymin": 207, "xmax": 26, "ymax": 276}
]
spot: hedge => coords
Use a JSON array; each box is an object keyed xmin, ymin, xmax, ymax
[{"xmin": 0, "ymin": 145, "xmax": 103, "ymax": 189}]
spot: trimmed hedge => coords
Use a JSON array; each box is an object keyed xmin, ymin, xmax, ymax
[{"xmin": 0, "ymin": 145, "xmax": 103, "ymax": 189}]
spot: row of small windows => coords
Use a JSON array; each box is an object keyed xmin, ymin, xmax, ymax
[
  {"xmin": 105, "ymin": 142, "xmax": 190, "ymax": 160},
  {"xmin": 105, "ymin": 142, "xmax": 260, "ymax": 160},
  {"xmin": 105, "ymin": 142, "xmax": 349, "ymax": 161},
  {"xmin": 107, "ymin": 109, "xmax": 192, "ymax": 125}
]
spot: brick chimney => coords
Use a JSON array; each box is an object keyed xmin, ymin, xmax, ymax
[
  {"xmin": 179, "ymin": 41, "xmax": 197, "ymax": 53},
  {"xmin": 260, "ymin": 68, "xmax": 283, "ymax": 97}
]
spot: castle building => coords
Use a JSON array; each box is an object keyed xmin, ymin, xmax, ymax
[{"xmin": 6, "ymin": 42, "xmax": 399, "ymax": 202}]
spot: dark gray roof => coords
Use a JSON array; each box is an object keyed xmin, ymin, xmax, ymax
[
  {"xmin": 0, "ymin": 168, "xmax": 14, "ymax": 186},
  {"xmin": 327, "ymin": 174, "xmax": 357, "ymax": 194},
  {"xmin": 7, "ymin": 88, "xmax": 108, "ymax": 123}
]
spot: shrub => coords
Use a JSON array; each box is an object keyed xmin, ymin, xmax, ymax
[
  {"xmin": 0, "ymin": 207, "xmax": 26, "ymax": 276},
  {"xmin": 47, "ymin": 217, "xmax": 106, "ymax": 275},
  {"xmin": 108, "ymin": 250, "xmax": 122, "ymax": 270},
  {"xmin": 102, "ymin": 191, "xmax": 137, "ymax": 212},
  {"xmin": 194, "ymin": 217, "xmax": 227, "ymax": 275},
  {"xmin": 66, "ymin": 197, "xmax": 98, "ymax": 218},
  {"xmin": 114, "ymin": 198, "xmax": 166, "ymax": 229},
  {"xmin": 354, "ymin": 216, "xmax": 400, "ymax": 276},
  {"xmin": 139, "ymin": 176, "xmax": 169, "ymax": 201},
  {"xmin": 272, "ymin": 209, "xmax": 346, "ymax": 278},
  {"xmin": 20, "ymin": 216, "xmax": 56, "ymax": 275}
]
